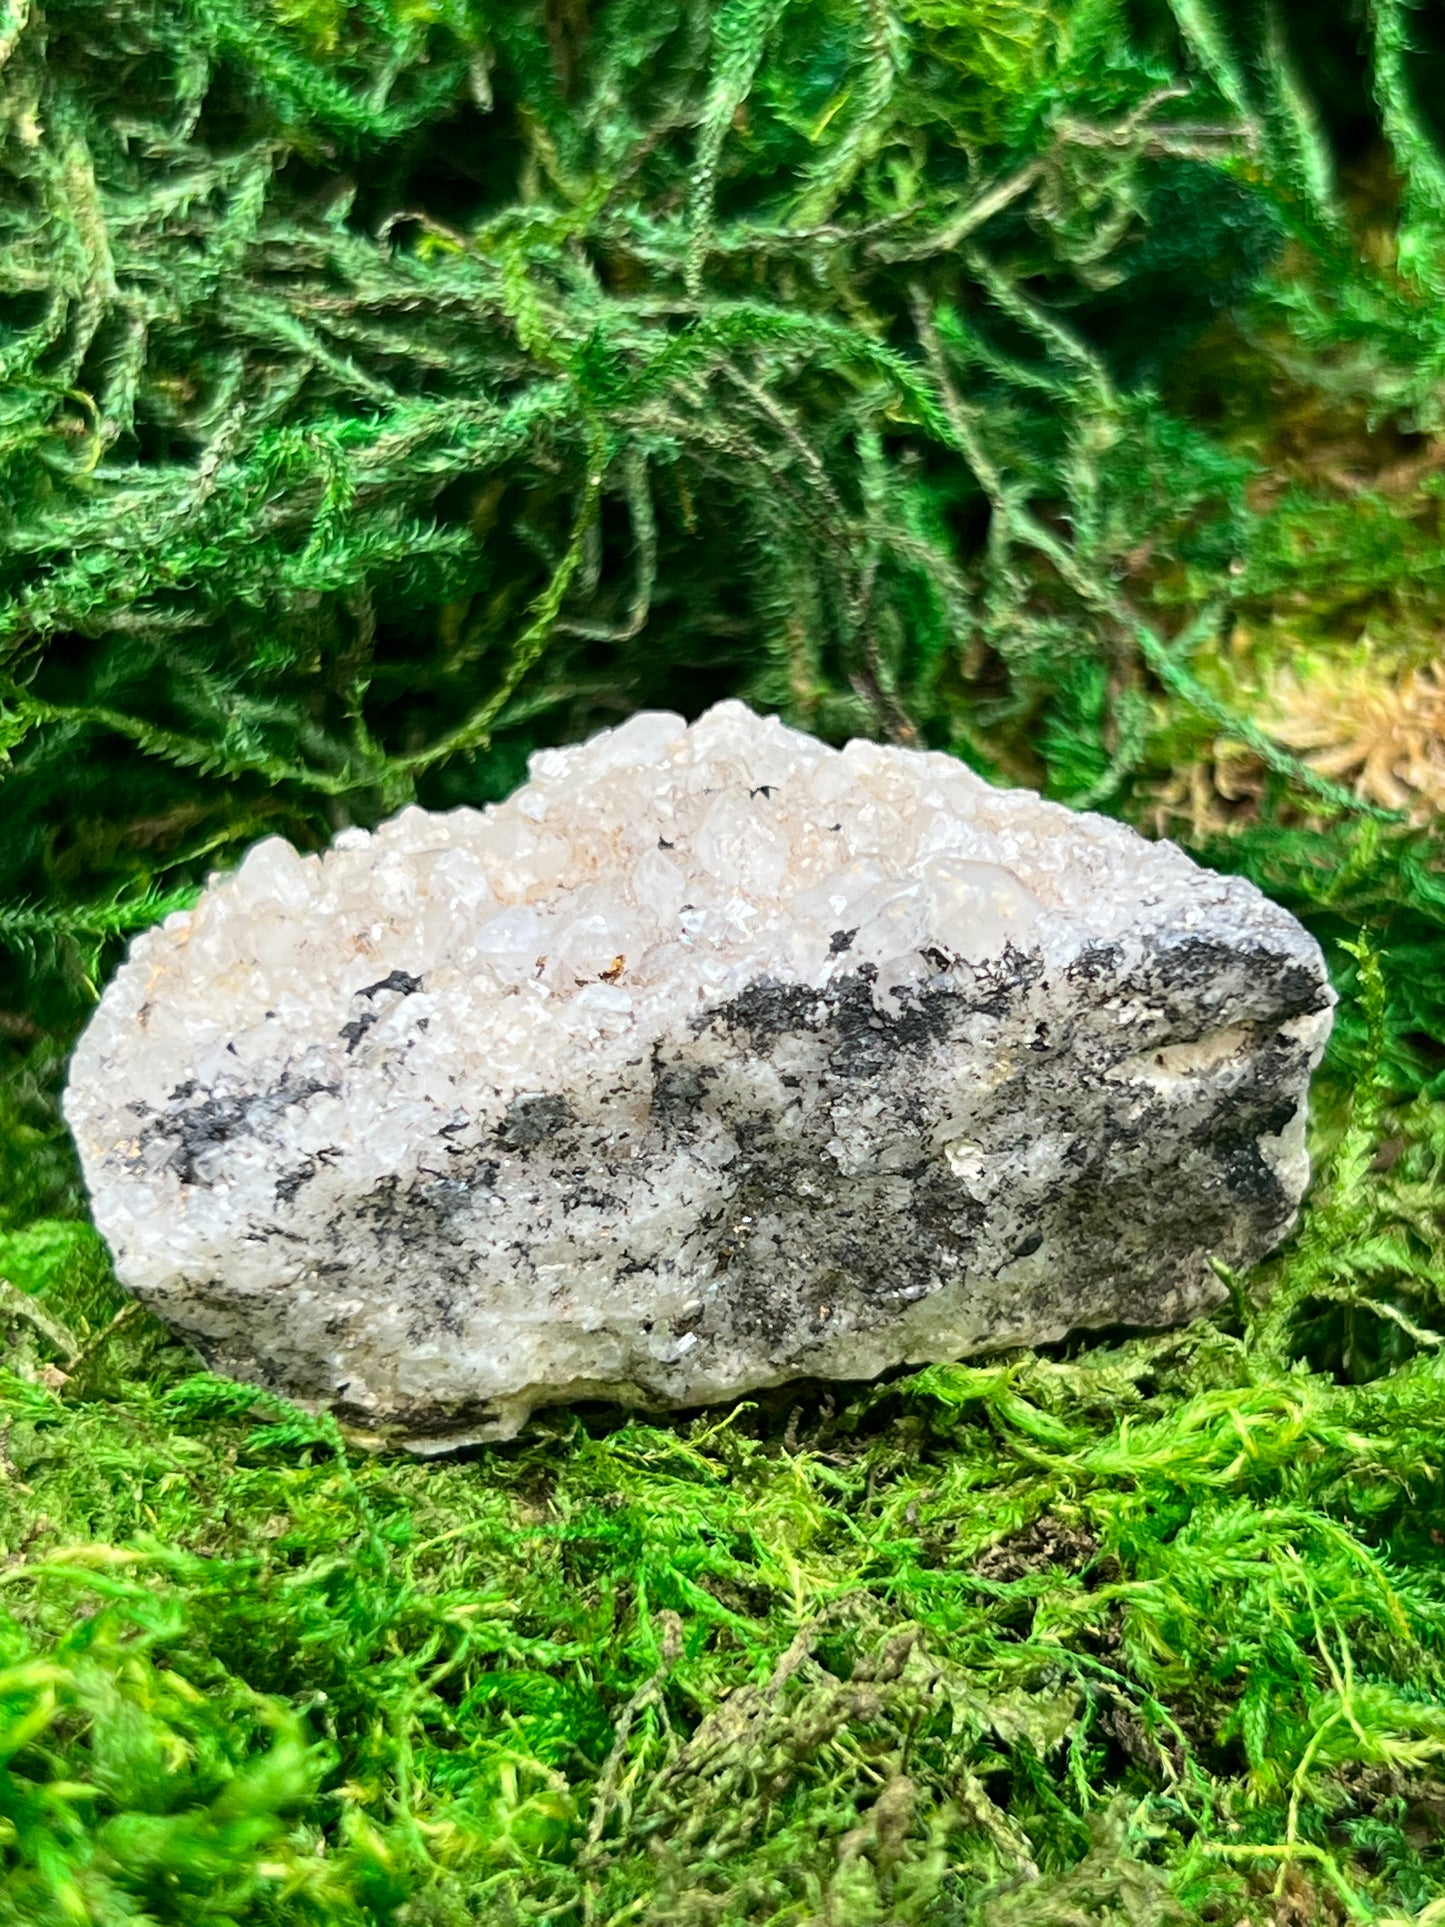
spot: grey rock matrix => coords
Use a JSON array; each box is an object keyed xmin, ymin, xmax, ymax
[{"xmin": 65, "ymin": 703, "xmax": 1333, "ymax": 1447}]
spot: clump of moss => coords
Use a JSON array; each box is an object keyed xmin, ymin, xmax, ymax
[{"xmin": 3, "ymin": 1, "xmax": 1445, "ymax": 1920}]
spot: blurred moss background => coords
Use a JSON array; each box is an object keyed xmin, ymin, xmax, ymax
[{"xmin": 2, "ymin": 2, "xmax": 1445, "ymax": 1921}]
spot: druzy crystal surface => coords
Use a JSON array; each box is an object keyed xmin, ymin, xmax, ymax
[{"xmin": 65, "ymin": 702, "xmax": 1334, "ymax": 1446}]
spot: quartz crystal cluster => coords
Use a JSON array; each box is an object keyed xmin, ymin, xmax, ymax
[{"xmin": 66, "ymin": 702, "xmax": 1334, "ymax": 1446}]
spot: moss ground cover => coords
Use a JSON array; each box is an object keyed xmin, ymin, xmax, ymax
[{"xmin": 2, "ymin": 1, "xmax": 1445, "ymax": 1918}]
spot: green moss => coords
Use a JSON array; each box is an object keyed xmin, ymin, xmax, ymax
[{"xmin": 4, "ymin": 0, "xmax": 1445, "ymax": 1918}]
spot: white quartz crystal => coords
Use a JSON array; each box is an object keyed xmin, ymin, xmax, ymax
[{"xmin": 65, "ymin": 702, "xmax": 1334, "ymax": 1447}]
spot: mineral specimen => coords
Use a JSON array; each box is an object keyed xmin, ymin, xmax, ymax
[{"xmin": 65, "ymin": 703, "xmax": 1334, "ymax": 1447}]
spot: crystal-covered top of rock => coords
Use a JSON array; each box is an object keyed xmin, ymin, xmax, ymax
[{"xmin": 68, "ymin": 700, "xmax": 1316, "ymax": 1172}]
